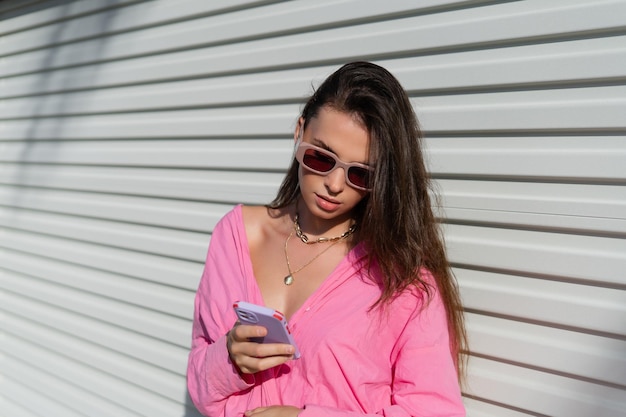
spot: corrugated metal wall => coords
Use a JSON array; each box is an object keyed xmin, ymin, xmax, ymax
[{"xmin": 1, "ymin": 1, "xmax": 625, "ymax": 416}]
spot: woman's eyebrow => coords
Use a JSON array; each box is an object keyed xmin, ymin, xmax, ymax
[
  {"xmin": 311, "ymin": 137, "xmax": 371, "ymax": 166},
  {"xmin": 311, "ymin": 138, "xmax": 334, "ymax": 153}
]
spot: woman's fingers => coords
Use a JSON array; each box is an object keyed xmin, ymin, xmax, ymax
[
  {"xmin": 231, "ymin": 323, "xmax": 266, "ymax": 341},
  {"xmin": 227, "ymin": 324, "xmax": 295, "ymax": 374},
  {"xmin": 245, "ymin": 405, "xmax": 302, "ymax": 416},
  {"xmin": 235, "ymin": 348, "xmax": 294, "ymax": 374}
]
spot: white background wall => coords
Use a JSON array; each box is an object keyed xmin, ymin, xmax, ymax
[{"xmin": 1, "ymin": 1, "xmax": 625, "ymax": 416}]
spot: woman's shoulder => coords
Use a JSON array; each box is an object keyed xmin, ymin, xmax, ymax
[
  {"xmin": 241, "ymin": 204, "xmax": 288, "ymax": 246},
  {"xmin": 213, "ymin": 204, "xmax": 244, "ymax": 231},
  {"xmin": 240, "ymin": 204, "xmax": 267, "ymax": 223},
  {"xmin": 386, "ymin": 270, "xmax": 442, "ymax": 313},
  {"xmin": 240, "ymin": 204, "xmax": 270, "ymax": 234}
]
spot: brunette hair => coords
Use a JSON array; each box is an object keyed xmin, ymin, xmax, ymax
[{"xmin": 269, "ymin": 61, "xmax": 467, "ymax": 378}]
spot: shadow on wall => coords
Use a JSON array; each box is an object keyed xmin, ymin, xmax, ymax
[
  {"xmin": 2, "ymin": 2, "xmax": 210, "ymax": 416},
  {"xmin": 10, "ymin": 0, "xmax": 117, "ymax": 186},
  {"xmin": 2, "ymin": 0, "xmax": 213, "ymax": 414},
  {"xmin": 184, "ymin": 392, "xmax": 204, "ymax": 417},
  {"xmin": 6, "ymin": 0, "xmax": 117, "ymax": 207}
]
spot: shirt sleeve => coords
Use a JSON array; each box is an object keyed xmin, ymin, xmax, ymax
[
  {"xmin": 186, "ymin": 210, "xmax": 256, "ymax": 416},
  {"xmin": 300, "ymin": 285, "xmax": 465, "ymax": 417}
]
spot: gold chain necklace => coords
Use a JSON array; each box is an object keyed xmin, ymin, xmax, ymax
[
  {"xmin": 283, "ymin": 230, "xmax": 342, "ymax": 285},
  {"xmin": 283, "ymin": 213, "xmax": 357, "ymax": 285},
  {"xmin": 294, "ymin": 213, "xmax": 357, "ymax": 244}
]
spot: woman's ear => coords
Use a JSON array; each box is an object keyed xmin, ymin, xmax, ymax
[{"xmin": 294, "ymin": 117, "xmax": 305, "ymax": 144}]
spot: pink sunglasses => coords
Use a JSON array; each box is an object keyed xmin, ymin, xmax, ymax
[{"xmin": 295, "ymin": 143, "xmax": 373, "ymax": 191}]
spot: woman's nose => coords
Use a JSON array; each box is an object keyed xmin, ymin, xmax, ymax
[{"xmin": 324, "ymin": 167, "xmax": 346, "ymax": 193}]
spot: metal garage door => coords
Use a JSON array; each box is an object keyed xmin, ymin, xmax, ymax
[{"xmin": 1, "ymin": 1, "xmax": 625, "ymax": 416}]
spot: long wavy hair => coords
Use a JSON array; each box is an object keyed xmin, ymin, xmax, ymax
[{"xmin": 269, "ymin": 61, "xmax": 467, "ymax": 379}]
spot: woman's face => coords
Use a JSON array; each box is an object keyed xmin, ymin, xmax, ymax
[{"xmin": 296, "ymin": 106, "xmax": 371, "ymax": 223}]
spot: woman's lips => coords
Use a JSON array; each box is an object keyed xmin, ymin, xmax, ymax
[{"xmin": 315, "ymin": 194, "xmax": 340, "ymax": 212}]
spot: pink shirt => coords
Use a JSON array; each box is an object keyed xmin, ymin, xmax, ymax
[{"xmin": 187, "ymin": 205, "xmax": 465, "ymax": 416}]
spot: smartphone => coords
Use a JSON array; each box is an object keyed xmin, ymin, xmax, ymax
[{"xmin": 233, "ymin": 301, "xmax": 301, "ymax": 359}]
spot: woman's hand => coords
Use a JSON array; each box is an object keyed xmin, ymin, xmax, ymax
[
  {"xmin": 244, "ymin": 405, "xmax": 302, "ymax": 417},
  {"xmin": 227, "ymin": 324, "xmax": 295, "ymax": 374}
]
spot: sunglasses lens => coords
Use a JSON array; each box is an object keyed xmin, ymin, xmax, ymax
[
  {"xmin": 347, "ymin": 167, "xmax": 370, "ymax": 189},
  {"xmin": 303, "ymin": 149, "xmax": 336, "ymax": 172}
]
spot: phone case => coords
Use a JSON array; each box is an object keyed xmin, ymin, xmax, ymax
[{"xmin": 233, "ymin": 301, "xmax": 301, "ymax": 359}]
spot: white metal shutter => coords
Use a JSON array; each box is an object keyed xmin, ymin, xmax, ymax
[{"xmin": 1, "ymin": 1, "xmax": 624, "ymax": 416}]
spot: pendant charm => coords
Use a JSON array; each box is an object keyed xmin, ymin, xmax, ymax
[{"xmin": 284, "ymin": 275, "xmax": 294, "ymax": 285}]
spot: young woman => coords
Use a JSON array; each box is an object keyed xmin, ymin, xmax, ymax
[{"xmin": 187, "ymin": 62, "xmax": 467, "ymax": 417}]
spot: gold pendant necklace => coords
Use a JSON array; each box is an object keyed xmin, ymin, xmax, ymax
[
  {"xmin": 283, "ymin": 230, "xmax": 341, "ymax": 285},
  {"xmin": 283, "ymin": 214, "xmax": 356, "ymax": 286}
]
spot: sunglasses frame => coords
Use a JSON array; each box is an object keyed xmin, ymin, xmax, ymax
[{"xmin": 295, "ymin": 142, "xmax": 373, "ymax": 191}]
